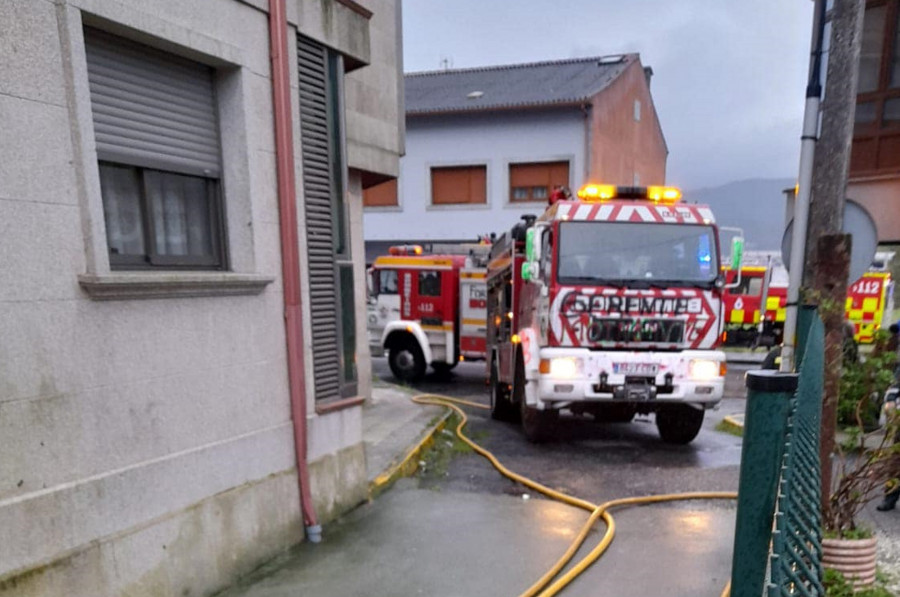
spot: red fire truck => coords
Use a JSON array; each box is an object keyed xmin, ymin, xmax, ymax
[
  {"xmin": 721, "ymin": 264, "xmax": 786, "ymax": 348},
  {"xmin": 486, "ymin": 184, "xmax": 735, "ymax": 443},
  {"xmin": 367, "ymin": 244, "xmax": 489, "ymax": 381},
  {"xmin": 722, "ymin": 253, "xmax": 895, "ymax": 346}
]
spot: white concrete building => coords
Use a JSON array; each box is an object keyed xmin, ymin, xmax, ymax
[
  {"xmin": 0, "ymin": 0, "xmax": 402, "ymax": 595},
  {"xmin": 362, "ymin": 55, "xmax": 667, "ymax": 261}
]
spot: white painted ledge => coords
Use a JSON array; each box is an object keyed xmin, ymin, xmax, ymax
[{"xmin": 78, "ymin": 272, "xmax": 275, "ymax": 301}]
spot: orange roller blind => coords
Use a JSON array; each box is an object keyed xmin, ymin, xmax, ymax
[
  {"xmin": 364, "ymin": 179, "xmax": 398, "ymax": 207},
  {"xmin": 431, "ymin": 165, "xmax": 487, "ymax": 205},
  {"xmin": 509, "ymin": 161, "xmax": 569, "ymax": 202}
]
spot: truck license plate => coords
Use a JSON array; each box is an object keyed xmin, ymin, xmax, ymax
[{"xmin": 613, "ymin": 362, "xmax": 658, "ymax": 375}]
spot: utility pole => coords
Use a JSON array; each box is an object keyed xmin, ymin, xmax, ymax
[
  {"xmin": 803, "ymin": 0, "xmax": 866, "ymax": 514},
  {"xmin": 804, "ymin": 0, "xmax": 866, "ymax": 281}
]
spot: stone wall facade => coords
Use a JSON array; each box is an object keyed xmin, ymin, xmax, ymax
[{"xmin": 0, "ymin": 0, "xmax": 401, "ymax": 595}]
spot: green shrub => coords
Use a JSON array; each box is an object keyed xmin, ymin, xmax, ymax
[
  {"xmin": 839, "ymin": 329, "xmax": 895, "ymax": 430},
  {"xmin": 824, "ymin": 568, "xmax": 896, "ymax": 597}
]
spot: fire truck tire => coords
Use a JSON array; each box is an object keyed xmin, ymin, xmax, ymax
[
  {"xmin": 515, "ymin": 352, "xmax": 557, "ymax": 442},
  {"xmin": 489, "ymin": 355, "xmax": 518, "ymax": 422},
  {"xmin": 388, "ymin": 340, "xmax": 426, "ymax": 382},
  {"xmin": 655, "ymin": 404, "xmax": 704, "ymax": 444}
]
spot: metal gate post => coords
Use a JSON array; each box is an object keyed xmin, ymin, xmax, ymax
[
  {"xmin": 730, "ymin": 370, "xmax": 798, "ymax": 597},
  {"xmin": 794, "ymin": 304, "xmax": 817, "ymax": 372}
]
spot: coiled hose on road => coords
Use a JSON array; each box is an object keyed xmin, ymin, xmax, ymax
[{"xmin": 410, "ymin": 394, "xmax": 736, "ymax": 597}]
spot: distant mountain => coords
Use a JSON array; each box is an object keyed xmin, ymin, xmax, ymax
[{"xmin": 686, "ymin": 178, "xmax": 795, "ymax": 251}]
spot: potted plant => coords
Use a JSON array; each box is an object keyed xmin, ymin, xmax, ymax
[{"xmin": 823, "ymin": 331, "xmax": 900, "ymax": 589}]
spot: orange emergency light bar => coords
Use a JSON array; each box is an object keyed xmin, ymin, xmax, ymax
[
  {"xmin": 577, "ymin": 183, "xmax": 682, "ymax": 203},
  {"xmin": 388, "ymin": 244, "xmax": 424, "ymax": 256}
]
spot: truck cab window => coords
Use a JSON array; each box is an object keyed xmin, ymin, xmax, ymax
[
  {"xmin": 733, "ymin": 275, "xmax": 763, "ymax": 296},
  {"xmin": 379, "ymin": 269, "xmax": 399, "ymax": 295},
  {"xmin": 419, "ymin": 271, "xmax": 441, "ymax": 297}
]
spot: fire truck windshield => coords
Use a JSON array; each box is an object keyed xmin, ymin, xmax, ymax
[{"xmin": 557, "ymin": 222, "xmax": 718, "ymax": 287}]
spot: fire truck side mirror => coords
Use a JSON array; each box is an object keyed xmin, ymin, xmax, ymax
[
  {"xmin": 525, "ymin": 228, "xmax": 540, "ymax": 262},
  {"xmin": 521, "ymin": 261, "xmax": 540, "ymax": 283},
  {"xmin": 722, "ymin": 235, "xmax": 745, "ymax": 290},
  {"xmin": 730, "ymin": 236, "xmax": 744, "ymax": 270}
]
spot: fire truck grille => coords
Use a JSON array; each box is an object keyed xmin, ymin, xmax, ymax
[{"xmin": 587, "ymin": 317, "xmax": 685, "ymax": 344}]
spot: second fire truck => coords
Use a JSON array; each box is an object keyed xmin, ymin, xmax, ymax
[
  {"xmin": 722, "ymin": 252, "xmax": 896, "ymax": 346},
  {"xmin": 367, "ymin": 244, "xmax": 490, "ymax": 381},
  {"xmin": 486, "ymin": 184, "xmax": 737, "ymax": 443}
]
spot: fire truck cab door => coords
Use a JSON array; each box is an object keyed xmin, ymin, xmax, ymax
[
  {"xmin": 407, "ymin": 268, "xmax": 455, "ymax": 364},
  {"xmin": 369, "ymin": 268, "xmax": 401, "ymax": 350},
  {"xmin": 459, "ymin": 271, "xmax": 487, "ymax": 359},
  {"xmin": 410, "ymin": 270, "xmax": 447, "ymax": 324}
]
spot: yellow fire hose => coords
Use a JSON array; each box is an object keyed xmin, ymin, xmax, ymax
[{"xmin": 411, "ymin": 394, "xmax": 736, "ymax": 597}]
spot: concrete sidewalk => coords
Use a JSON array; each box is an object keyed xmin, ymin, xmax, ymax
[
  {"xmin": 363, "ymin": 381, "xmax": 449, "ymax": 492},
  {"xmin": 217, "ymin": 481, "xmax": 735, "ymax": 597},
  {"xmin": 214, "ymin": 381, "xmax": 737, "ymax": 597}
]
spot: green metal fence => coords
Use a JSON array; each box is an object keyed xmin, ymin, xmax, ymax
[
  {"xmin": 731, "ymin": 308, "xmax": 825, "ymax": 597},
  {"xmin": 769, "ymin": 311, "xmax": 825, "ymax": 596}
]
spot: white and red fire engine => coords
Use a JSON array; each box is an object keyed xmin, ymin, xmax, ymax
[
  {"xmin": 486, "ymin": 184, "xmax": 735, "ymax": 443},
  {"xmin": 367, "ymin": 244, "xmax": 490, "ymax": 381}
]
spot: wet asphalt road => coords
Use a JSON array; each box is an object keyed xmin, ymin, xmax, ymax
[{"xmin": 371, "ymin": 357, "xmax": 753, "ymax": 506}]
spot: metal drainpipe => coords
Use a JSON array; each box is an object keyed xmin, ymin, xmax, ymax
[{"xmin": 267, "ymin": 0, "xmax": 321, "ymax": 542}]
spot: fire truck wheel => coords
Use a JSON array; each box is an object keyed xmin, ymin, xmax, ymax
[
  {"xmin": 655, "ymin": 404, "xmax": 704, "ymax": 444},
  {"xmin": 520, "ymin": 400, "xmax": 558, "ymax": 443},
  {"xmin": 515, "ymin": 352, "xmax": 557, "ymax": 442},
  {"xmin": 388, "ymin": 340, "xmax": 426, "ymax": 382},
  {"xmin": 489, "ymin": 356, "xmax": 518, "ymax": 422}
]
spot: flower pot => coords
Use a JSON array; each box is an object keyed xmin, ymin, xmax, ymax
[{"xmin": 822, "ymin": 536, "xmax": 877, "ymax": 588}]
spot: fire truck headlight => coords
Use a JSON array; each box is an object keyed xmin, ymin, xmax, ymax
[
  {"xmin": 689, "ymin": 359, "xmax": 721, "ymax": 381},
  {"xmin": 541, "ymin": 357, "xmax": 582, "ymax": 379}
]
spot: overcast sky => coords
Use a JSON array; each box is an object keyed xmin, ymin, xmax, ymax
[{"xmin": 402, "ymin": 1, "xmax": 815, "ymax": 190}]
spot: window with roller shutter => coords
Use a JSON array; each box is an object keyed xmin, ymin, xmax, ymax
[
  {"xmin": 430, "ymin": 165, "xmax": 487, "ymax": 205},
  {"xmin": 83, "ymin": 27, "xmax": 225, "ymax": 269},
  {"xmin": 508, "ymin": 161, "xmax": 569, "ymax": 203},
  {"xmin": 298, "ymin": 35, "xmax": 357, "ymax": 401},
  {"xmin": 363, "ymin": 179, "xmax": 398, "ymax": 207}
]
